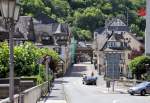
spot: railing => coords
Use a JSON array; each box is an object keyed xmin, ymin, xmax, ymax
[
  {"xmin": 21, "ymin": 81, "xmax": 48, "ymax": 103},
  {"xmin": 0, "ymin": 82, "xmax": 49, "ymax": 103},
  {"xmin": 0, "ymin": 94, "xmax": 19, "ymax": 103}
]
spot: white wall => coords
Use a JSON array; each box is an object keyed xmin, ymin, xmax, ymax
[{"xmin": 146, "ymin": 0, "xmax": 150, "ymax": 55}]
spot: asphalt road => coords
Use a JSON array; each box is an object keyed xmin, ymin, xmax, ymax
[{"xmin": 63, "ymin": 63, "xmax": 150, "ymax": 103}]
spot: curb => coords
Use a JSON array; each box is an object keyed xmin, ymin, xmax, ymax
[
  {"xmin": 43, "ymin": 100, "xmax": 67, "ymax": 103},
  {"xmin": 62, "ymin": 77, "xmax": 71, "ymax": 103}
]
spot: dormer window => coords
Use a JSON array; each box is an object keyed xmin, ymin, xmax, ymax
[
  {"xmin": 41, "ymin": 34, "xmax": 54, "ymax": 45},
  {"xmin": 107, "ymin": 42, "xmax": 114, "ymax": 48},
  {"xmin": 42, "ymin": 36, "xmax": 50, "ymax": 40},
  {"xmin": 107, "ymin": 41, "xmax": 121, "ymax": 48}
]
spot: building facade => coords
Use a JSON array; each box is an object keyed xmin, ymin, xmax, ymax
[
  {"xmin": 93, "ymin": 18, "xmax": 144, "ymax": 78},
  {"xmin": 0, "ymin": 16, "xmax": 72, "ymax": 75}
]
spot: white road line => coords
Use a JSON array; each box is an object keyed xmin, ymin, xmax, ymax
[{"xmin": 113, "ymin": 100, "xmax": 119, "ymax": 103}]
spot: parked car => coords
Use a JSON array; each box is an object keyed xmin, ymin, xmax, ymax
[
  {"xmin": 82, "ymin": 75, "xmax": 97, "ymax": 85},
  {"xmin": 128, "ymin": 81, "xmax": 150, "ymax": 96}
]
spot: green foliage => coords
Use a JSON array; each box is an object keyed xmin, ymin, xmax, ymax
[
  {"xmin": 130, "ymin": 24, "xmax": 140, "ymax": 34},
  {"xmin": 0, "ymin": 42, "xmax": 59, "ymax": 80},
  {"xmin": 51, "ymin": 0, "xmax": 70, "ymax": 17},
  {"xmin": 71, "ymin": 27, "xmax": 92, "ymax": 40},
  {"xmin": 20, "ymin": 0, "xmax": 52, "ymax": 18},
  {"xmin": 128, "ymin": 56, "xmax": 150, "ymax": 79},
  {"xmin": 14, "ymin": 42, "xmax": 41, "ymax": 76},
  {"xmin": 74, "ymin": 7, "xmax": 105, "ymax": 32},
  {"xmin": 0, "ymin": 41, "xmax": 9, "ymax": 77},
  {"xmin": 20, "ymin": 0, "xmax": 146, "ymax": 40}
]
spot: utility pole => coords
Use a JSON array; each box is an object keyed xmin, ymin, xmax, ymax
[
  {"xmin": 126, "ymin": 7, "xmax": 129, "ymax": 26},
  {"xmin": 95, "ymin": 33, "xmax": 100, "ymax": 75},
  {"xmin": 145, "ymin": 0, "xmax": 150, "ymax": 56}
]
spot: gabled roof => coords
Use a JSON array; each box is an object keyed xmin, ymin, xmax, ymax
[
  {"xmin": 94, "ymin": 18, "xmax": 129, "ymax": 36},
  {"xmin": 16, "ymin": 16, "xmax": 35, "ymax": 41},
  {"xmin": 52, "ymin": 23, "xmax": 70, "ymax": 36},
  {"xmin": 36, "ymin": 13, "xmax": 56, "ymax": 24},
  {"xmin": 108, "ymin": 26, "xmax": 129, "ymax": 32},
  {"xmin": 94, "ymin": 18, "xmax": 143, "ymax": 52},
  {"xmin": 94, "ymin": 27, "xmax": 105, "ymax": 34},
  {"xmin": 97, "ymin": 33, "xmax": 109, "ymax": 50},
  {"xmin": 108, "ymin": 34, "xmax": 117, "ymax": 42},
  {"xmin": 0, "ymin": 16, "xmax": 35, "ymax": 41},
  {"xmin": 109, "ymin": 18, "xmax": 126, "ymax": 26}
]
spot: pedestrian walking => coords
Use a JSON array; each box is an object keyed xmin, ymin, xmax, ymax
[{"xmin": 91, "ymin": 71, "xmax": 94, "ymax": 77}]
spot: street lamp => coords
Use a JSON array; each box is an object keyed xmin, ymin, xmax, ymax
[
  {"xmin": 0, "ymin": 0, "xmax": 20, "ymax": 103},
  {"xmin": 45, "ymin": 56, "xmax": 51, "ymax": 92},
  {"xmin": 60, "ymin": 60, "xmax": 64, "ymax": 75}
]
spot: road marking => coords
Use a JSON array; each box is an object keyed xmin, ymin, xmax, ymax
[
  {"xmin": 45, "ymin": 100, "xmax": 67, "ymax": 103},
  {"xmin": 113, "ymin": 100, "xmax": 119, "ymax": 103}
]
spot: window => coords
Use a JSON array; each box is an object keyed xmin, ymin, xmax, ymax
[
  {"xmin": 42, "ymin": 36, "xmax": 49, "ymax": 40},
  {"xmin": 41, "ymin": 35, "xmax": 54, "ymax": 45},
  {"xmin": 54, "ymin": 47, "xmax": 61, "ymax": 54},
  {"xmin": 107, "ymin": 42, "xmax": 118, "ymax": 48},
  {"xmin": 116, "ymin": 42, "xmax": 121, "ymax": 47}
]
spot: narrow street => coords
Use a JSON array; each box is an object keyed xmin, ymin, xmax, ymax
[{"xmin": 63, "ymin": 63, "xmax": 150, "ymax": 103}]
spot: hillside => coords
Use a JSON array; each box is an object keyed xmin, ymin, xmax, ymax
[{"xmin": 20, "ymin": 0, "xmax": 146, "ymax": 40}]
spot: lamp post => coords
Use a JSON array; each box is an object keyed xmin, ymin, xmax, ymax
[
  {"xmin": 0, "ymin": 0, "xmax": 20, "ymax": 103},
  {"xmin": 45, "ymin": 56, "xmax": 51, "ymax": 92},
  {"xmin": 60, "ymin": 60, "xmax": 64, "ymax": 75}
]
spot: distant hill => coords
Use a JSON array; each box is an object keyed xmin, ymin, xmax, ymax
[{"xmin": 20, "ymin": 0, "xmax": 146, "ymax": 40}]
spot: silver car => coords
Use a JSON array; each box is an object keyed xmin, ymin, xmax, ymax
[
  {"xmin": 128, "ymin": 81, "xmax": 150, "ymax": 96},
  {"xmin": 82, "ymin": 75, "xmax": 97, "ymax": 85}
]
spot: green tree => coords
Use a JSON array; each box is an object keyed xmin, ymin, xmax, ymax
[
  {"xmin": 20, "ymin": 0, "xmax": 146, "ymax": 40},
  {"xmin": 0, "ymin": 42, "xmax": 9, "ymax": 77},
  {"xmin": 128, "ymin": 56, "xmax": 150, "ymax": 79},
  {"xmin": 0, "ymin": 42, "xmax": 59, "ymax": 78},
  {"xmin": 71, "ymin": 27, "xmax": 92, "ymax": 40},
  {"xmin": 74, "ymin": 7, "xmax": 105, "ymax": 32}
]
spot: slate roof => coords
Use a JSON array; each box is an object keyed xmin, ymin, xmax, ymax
[
  {"xmin": 94, "ymin": 27, "xmax": 105, "ymax": 34},
  {"xmin": 108, "ymin": 33, "xmax": 124, "ymax": 41},
  {"xmin": 34, "ymin": 23, "xmax": 70, "ymax": 36},
  {"xmin": 36, "ymin": 13, "xmax": 56, "ymax": 24},
  {"xmin": 0, "ymin": 16, "xmax": 71, "ymax": 44},
  {"xmin": 93, "ymin": 18, "xmax": 130, "ymax": 50},
  {"xmin": 54, "ymin": 23, "xmax": 70, "ymax": 36},
  {"xmin": 94, "ymin": 18, "xmax": 129, "ymax": 37},
  {"xmin": 108, "ymin": 26, "xmax": 129, "ymax": 32},
  {"xmin": 97, "ymin": 33, "xmax": 109, "ymax": 50},
  {"xmin": 108, "ymin": 34, "xmax": 117, "ymax": 42},
  {"xmin": 0, "ymin": 16, "xmax": 35, "ymax": 41},
  {"xmin": 16, "ymin": 16, "xmax": 35, "ymax": 41}
]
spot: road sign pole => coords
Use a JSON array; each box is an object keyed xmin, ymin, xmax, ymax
[{"xmin": 112, "ymin": 80, "xmax": 115, "ymax": 92}]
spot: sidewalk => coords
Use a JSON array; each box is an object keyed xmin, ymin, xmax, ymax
[
  {"xmin": 38, "ymin": 78, "xmax": 67, "ymax": 103},
  {"xmin": 97, "ymin": 75, "xmax": 129, "ymax": 94},
  {"xmin": 84, "ymin": 63, "xmax": 129, "ymax": 94}
]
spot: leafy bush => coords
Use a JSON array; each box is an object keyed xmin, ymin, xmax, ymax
[
  {"xmin": 0, "ymin": 42, "xmax": 59, "ymax": 82},
  {"xmin": 0, "ymin": 42, "xmax": 9, "ymax": 78},
  {"xmin": 128, "ymin": 56, "xmax": 150, "ymax": 79}
]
